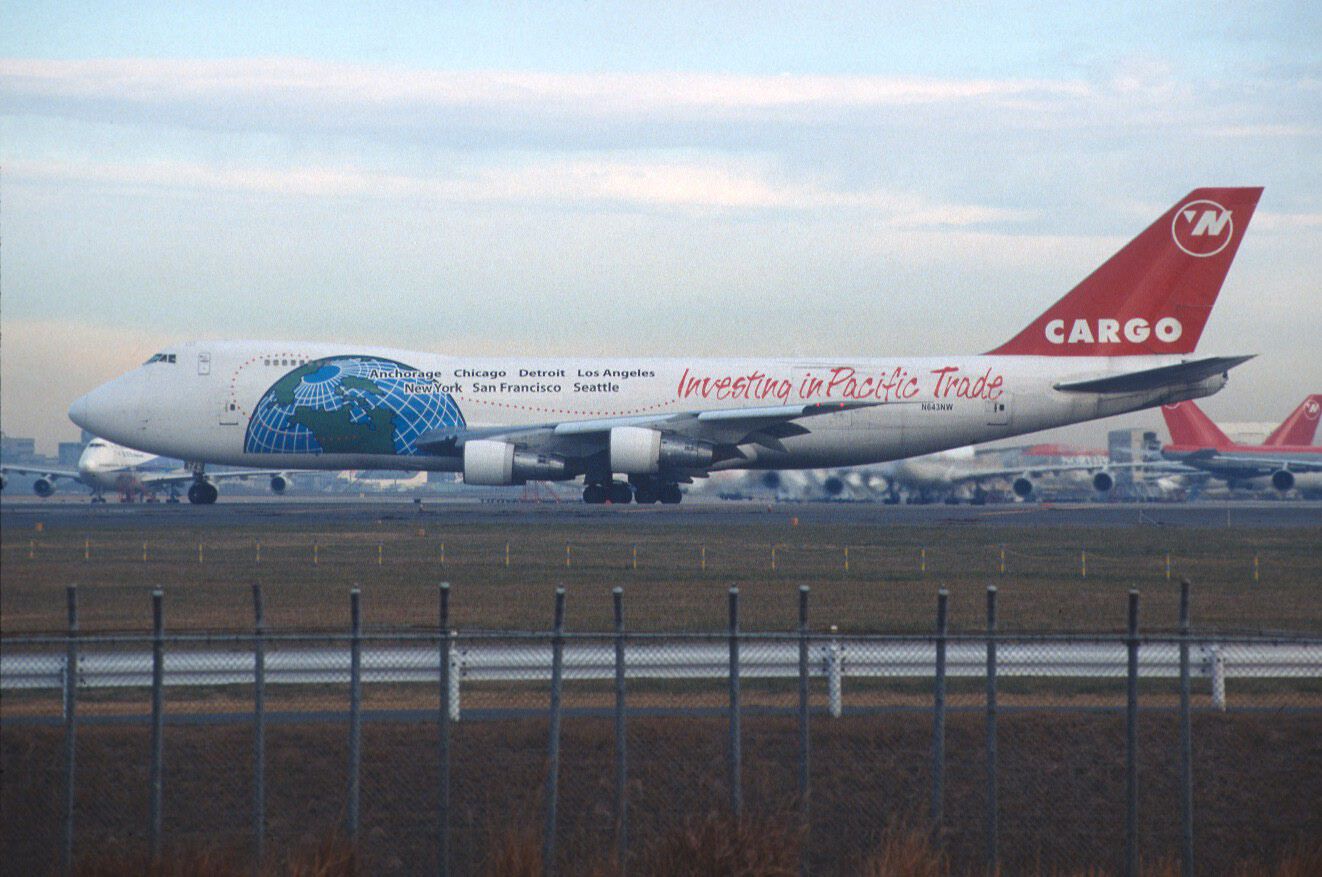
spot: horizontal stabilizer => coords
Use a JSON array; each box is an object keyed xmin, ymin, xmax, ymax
[{"xmin": 1053, "ymin": 355, "xmax": 1254, "ymax": 394}]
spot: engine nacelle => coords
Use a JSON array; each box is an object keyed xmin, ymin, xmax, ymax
[
  {"xmin": 33, "ymin": 477, "xmax": 55, "ymax": 498},
  {"xmin": 609, "ymin": 427, "xmax": 714, "ymax": 474},
  {"xmin": 1012, "ymin": 476, "xmax": 1034, "ymax": 498},
  {"xmin": 1271, "ymin": 469, "xmax": 1295, "ymax": 492},
  {"xmin": 269, "ymin": 474, "xmax": 288, "ymax": 494},
  {"xmin": 1092, "ymin": 471, "xmax": 1114, "ymax": 493},
  {"xmin": 463, "ymin": 440, "xmax": 568, "ymax": 485}
]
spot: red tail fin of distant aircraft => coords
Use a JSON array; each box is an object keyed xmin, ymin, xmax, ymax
[
  {"xmin": 990, "ymin": 187, "xmax": 1262, "ymax": 356},
  {"xmin": 1161, "ymin": 402, "xmax": 1232, "ymax": 449},
  {"xmin": 1264, "ymin": 395, "xmax": 1322, "ymax": 446}
]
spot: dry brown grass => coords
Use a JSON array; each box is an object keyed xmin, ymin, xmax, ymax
[
  {"xmin": 57, "ymin": 819, "xmax": 1321, "ymax": 876},
  {"xmin": 71, "ymin": 833, "xmax": 355, "ymax": 876},
  {"xmin": 630, "ymin": 813, "xmax": 801, "ymax": 876}
]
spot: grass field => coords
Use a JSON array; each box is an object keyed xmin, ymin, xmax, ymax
[
  {"xmin": 2, "ymin": 510, "xmax": 1319, "ymax": 634},
  {"xmin": 3, "ymin": 504, "xmax": 1319, "ymax": 874}
]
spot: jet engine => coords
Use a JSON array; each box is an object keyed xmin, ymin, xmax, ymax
[
  {"xmin": 33, "ymin": 477, "xmax": 55, "ymax": 498},
  {"xmin": 1092, "ymin": 471, "xmax": 1114, "ymax": 493},
  {"xmin": 463, "ymin": 440, "xmax": 568, "ymax": 485},
  {"xmin": 609, "ymin": 427, "xmax": 714, "ymax": 474},
  {"xmin": 1012, "ymin": 476, "xmax": 1034, "ymax": 498},
  {"xmin": 269, "ymin": 474, "xmax": 289, "ymax": 494},
  {"xmin": 1271, "ymin": 469, "xmax": 1295, "ymax": 491}
]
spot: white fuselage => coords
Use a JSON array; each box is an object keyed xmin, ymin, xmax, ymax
[
  {"xmin": 76, "ymin": 440, "xmax": 166, "ymax": 492},
  {"xmin": 70, "ymin": 340, "xmax": 1226, "ymax": 475}
]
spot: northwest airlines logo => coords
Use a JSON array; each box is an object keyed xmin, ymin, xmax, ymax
[
  {"xmin": 1306, "ymin": 400, "xmax": 1321, "ymax": 420},
  {"xmin": 1044, "ymin": 317, "xmax": 1182, "ymax": 346},
  {"xmin": 1172, "ymin": 199, "xmax": 1233, "ymax": 257}
]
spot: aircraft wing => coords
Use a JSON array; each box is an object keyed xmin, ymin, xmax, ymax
[
  {"xmin": 1173, "ymin": 452, "xmax": 1322, "ymax": 478},
  {"xmin": 0, "ymin": 464, "xmax": 80, "ymax": 482},
  {"xmin": 1053, "ymin": 355, "xmax": 1255, "ymax": 394},
  {"xmin": 415, "ymin": 400, "xmax": 899, "ymax": 458},
  {"xmin": 135, "ymin": 469, "xmax": 298, "ymax": 487}
]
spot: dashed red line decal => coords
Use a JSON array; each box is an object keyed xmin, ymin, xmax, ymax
[{"xmin": 229, "ymin": 352, "xmax": 312, "ymax": 419}]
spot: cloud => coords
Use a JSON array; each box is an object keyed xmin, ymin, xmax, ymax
[
  {"xmin": 4, "ymin": 154, "xmax": 1034, "ymax": 222},
  {"xmin": 1, "ymin": 58, "xmax": 1090, "ymax": 116}
]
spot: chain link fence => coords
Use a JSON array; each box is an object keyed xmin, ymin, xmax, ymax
[{"xmin": 3, "ymin": 582, "xmax": 1320, "ymax": 875}]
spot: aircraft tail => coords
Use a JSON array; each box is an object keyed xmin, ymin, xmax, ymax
[
  {"xmin": 990, "ymin": 187, "xmax": 1262, "ymax": 356},
  {"xmin": 1161, "ymin": 401, "xmax": 1232, "ymax": 449},
  {"xmin": 1263, "ymin": 395, "xmax": 1322, "ymax": 446}
]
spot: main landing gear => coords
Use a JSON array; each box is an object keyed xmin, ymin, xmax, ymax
[{"xmin": 582, "ymin": 478, "xmax": 683, "ymax": 505}]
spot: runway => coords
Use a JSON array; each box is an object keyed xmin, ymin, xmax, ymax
[{"xmin": 3, "ymin": 495, "xmax": 1321, "ymax": 531}]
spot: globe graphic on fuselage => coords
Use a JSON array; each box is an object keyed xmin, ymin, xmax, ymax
[{"xmin": 244, "ymin": 356, "xmax": 465, "ymax": 456}]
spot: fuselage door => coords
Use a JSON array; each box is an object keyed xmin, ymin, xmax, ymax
[
  {"xmin": 985, "ymin": 395, "xmax": 1011, "ymax": 427},
  {"xmin": 219, "ymin": 397, "xmax": 240, "ymax": 427},
  {"xmin": 198, "ymin": 352, "xmax": 211, "ymax": 375}
]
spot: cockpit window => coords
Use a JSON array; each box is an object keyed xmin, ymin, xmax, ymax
[{"xmin": 143, "ymin": 353, "xmax": 177, "ymax": 364}]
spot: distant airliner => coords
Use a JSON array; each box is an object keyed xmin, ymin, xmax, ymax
[
  {"xmin": 1, "ymin": 438, "xmax": 292, "ymax": 503},
  {"xmin": 69, "ymin": 188, "xmax": 1262, "ymax": 504},
  {"xmin": 1161, "ymin": 398, "xmax": 1322, "ymax": 493}
]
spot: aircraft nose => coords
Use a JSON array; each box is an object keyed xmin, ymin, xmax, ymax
[
  {"xmin": 68, "ymin": 394, "xmax": 89, "ymax": 429},
  {"xmin": 68, "ymin": 372, "xmax": 146, "ymax": 444}
]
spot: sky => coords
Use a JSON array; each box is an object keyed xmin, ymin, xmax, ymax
[{"xmin": 1, "ymin": 1, "xmax": 1319, "ymax": 452}]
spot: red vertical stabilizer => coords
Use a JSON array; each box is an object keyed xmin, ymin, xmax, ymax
[
  {"xmin": 1264, "ymin": 395, "xmax": 1322, "ymax": 446},
  {"xmin": 990, "ymin": 187, "xmax": 1262, "ymax": 356},
  {"xmin": 1161, "ymin": 402, "xmax": 1232, "ymax": 449}
]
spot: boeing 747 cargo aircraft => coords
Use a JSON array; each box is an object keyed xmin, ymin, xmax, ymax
[{"xmin": 69, "ymin": 188, "xmax": 1262, "ymax": 504}]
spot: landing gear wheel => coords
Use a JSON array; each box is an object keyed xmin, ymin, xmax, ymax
[
  {"xmin": 187, "ymin": 482, "xmax": 219, "ymax": 505},
  {"xmin": 659, "ymin": 483, "xmax": 683, "ymax": 505},
  {"xmin": 633, "ymin": 483, "xmax": 660, "ymax": 504},
  {"xmin": 607, "ymin": 482, "xmax": 633, "ymax": 504},
  {"xmin": 583, "ymin": 483, "xmax": 607, "ymax": 504}
]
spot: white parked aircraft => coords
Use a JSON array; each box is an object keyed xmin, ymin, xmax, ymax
[
  {"xmin": 68, "ymin": 188, "xmax": 1262, "ymax": 505},
  {"xmin": 0, "ymin": 438, "xmax": 293, "ymax": 503}
]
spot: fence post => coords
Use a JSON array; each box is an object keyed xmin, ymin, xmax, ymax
[
  {"xmin": 347, "ymin": 588, "xmax": 362, "ymax": 845},
  {"xmin": 543, "ymin": 588, "xmax": 567, "ymax": 875},
  {"xmin": 798, "ymin": 586, "xmax": 811, "ymax": 875},
  {"xmin": 1178, "ymin": 580, "xmax": 1193, "ymax": 877},
  {"xmin": 827, "ymin": 626, "xmax": 842, "ymax": 719},
  {"xmin": 252, "ymin": 584, "xmax": 267, "ymax": 874},
  {"xmin": 438, "ymin": 582, "xmax": 451, "ymax": 877},
  {"xmin": 931, "ymin": 589, "xmax": 948, "ymax": 842},
  {"xmin": 1210, "ymin": 647, "xmax": 1226, "ymax": 711},
  {"xmin": 985, "ymin": 586, "xmax": 998, "ymax": 873},
  {"xmin": 1125, "ymin": 590, "xmax": 1140, "ymax": 877},
  {"xmin": 613, "ymin": 588, "xmax": 628, "ymax": 873},
  {"xmin": 728, "ymin": 587, "xmax": 742, "ymax": 819},
  {"xmin": 62, "ymin": 585, "xmax": 78, "ymax": 876},
  {"xmin": 150, "ymin": 589, "xmax": 165, "ymax": 862}
]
